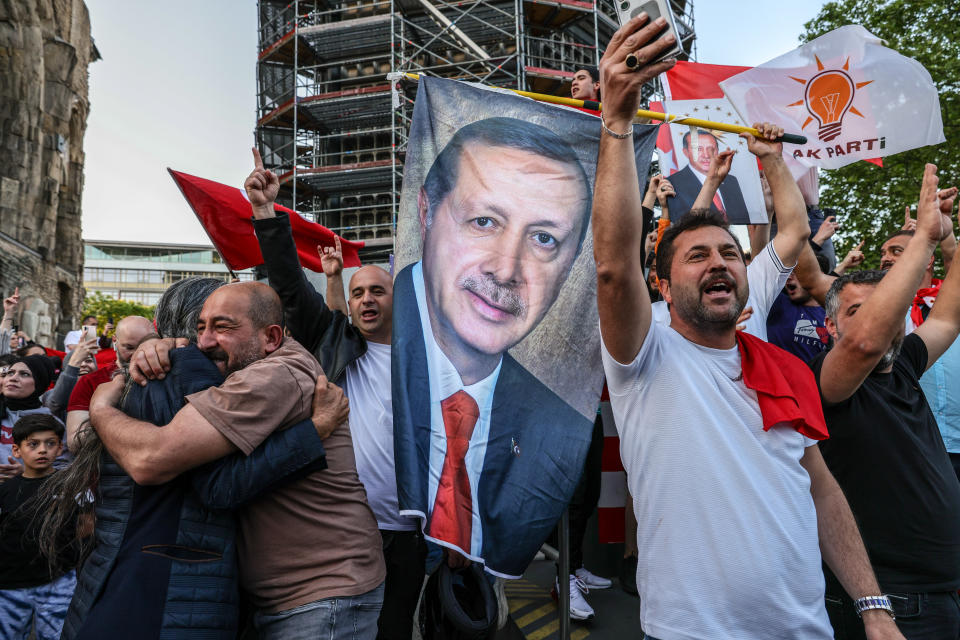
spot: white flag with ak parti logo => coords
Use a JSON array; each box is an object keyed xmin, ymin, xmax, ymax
[{"xmin": 719, "ymin": 25, "xmax": 944, "ymax": 173}]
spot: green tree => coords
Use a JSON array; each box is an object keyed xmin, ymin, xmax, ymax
[
  {"xmin": 81, "ymin": 292, "xmax": 155, "ymax": 333},
  {"xmin": 800, "ymin": 0, "xmax": 958, "ymax": 271}
]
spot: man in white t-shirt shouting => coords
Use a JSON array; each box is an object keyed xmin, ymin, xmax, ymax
[{"xmin": 591, "ymin": 16, "xmax": 905, "ymax": 640}]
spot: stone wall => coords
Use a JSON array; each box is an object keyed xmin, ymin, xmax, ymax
[{"xmin": 0, "ymin": 0, "xmax": 97, "ymax": 349}]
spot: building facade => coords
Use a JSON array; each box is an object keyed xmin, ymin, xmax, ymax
[
  {"xmin": 83, "ymin": 240, "xmax": 254, "ymax": 307},
  {"xmin": 0, "ymin": 0, "xmax": 99, "ymax": 349}
]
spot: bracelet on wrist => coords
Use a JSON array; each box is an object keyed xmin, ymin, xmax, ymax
[
  {"xmin": 854, "ymin": 595, "xmax": 895, "ymax": 620},
  {"xmin": 601, "ymin": 115, "xmax": 633, "ymax": 140}
]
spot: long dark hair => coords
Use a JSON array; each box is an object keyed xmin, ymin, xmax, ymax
[
  {"xmin": 35, "ymin": 374, "xmax": 138, "ymax": 570},
  {"xmin": 35, "ymin": 276, "xmax": 227, "ymax": 569}
]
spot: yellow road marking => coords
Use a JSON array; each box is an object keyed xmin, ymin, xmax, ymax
[
  {"xmin": 526, "ymin": 618, "xmax": 560, "ymax": 640},
  {"xmin": 515, "ymin": 603, "xmax": 557, "ymax": 627}
]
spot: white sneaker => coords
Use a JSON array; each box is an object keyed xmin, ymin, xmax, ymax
[
  {"xmin": 576, "ymin": 566, "xmax": 612, "ymax": 590},
  {"xmin": 553, "ymin": 575, "xmax": 595, "ymax": 620}
]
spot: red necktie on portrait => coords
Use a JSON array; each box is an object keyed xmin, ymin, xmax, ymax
[{"xmin": 429, "ymin": 390, "xmax": 480, "ymax": 553}]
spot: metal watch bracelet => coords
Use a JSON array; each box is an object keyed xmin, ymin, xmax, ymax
[{"xmin": 854, "ymin": 595, "xmax": 895, "ymax": 620}]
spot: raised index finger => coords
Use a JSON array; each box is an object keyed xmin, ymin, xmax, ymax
[
  {"xmin": 334, "ymin": 235, "xmax": 342, "ymax": 254},
  {"xmin": 252, "ymin": 147, "xmax": 264, "ymax": 170}
]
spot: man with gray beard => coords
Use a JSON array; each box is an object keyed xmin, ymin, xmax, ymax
[{"xmin": 811, "ymin": 165, "xmax": 960, "ymax": 639}]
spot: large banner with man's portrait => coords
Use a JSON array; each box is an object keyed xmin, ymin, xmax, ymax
[{"xmin": 392, "ymin": 76, "xmax": 658, "ymax": 578}]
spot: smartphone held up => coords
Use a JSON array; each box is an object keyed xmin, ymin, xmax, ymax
[{"xmin": 614, "ymin": 0, "xmax": 685, "ymax": 64}]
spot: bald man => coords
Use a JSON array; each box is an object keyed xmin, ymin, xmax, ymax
[
  {"xmin": 65, "ymin": 315, "xmax": 156, "ymax": 448},
  {"xmin": 87, "ymin": 282, "xmax": 384, "ymax": 640},
  {"xmin": 245, "ymin": 150, "xmax": 422, "ymax": 640}
]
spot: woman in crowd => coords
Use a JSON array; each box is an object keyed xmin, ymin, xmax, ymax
[{"xmin": 0, "ymin": 355, "xmax": 59, "ymax": 483}]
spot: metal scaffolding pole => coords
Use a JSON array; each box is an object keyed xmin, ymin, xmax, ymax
[{"xmin": 292, "ymin": 0, "xmax": 299, "ymax": 216}]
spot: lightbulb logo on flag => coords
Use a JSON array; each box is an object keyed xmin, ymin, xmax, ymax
[
  {"xmin": 788, "ymin": 55, "xmax": 873, "ymax": 142},
  {"xmin": 720, "ymin": 25, "xmax": 945, "ymax": 173}
]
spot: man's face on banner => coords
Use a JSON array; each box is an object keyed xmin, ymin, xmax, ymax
[
  {"xmin": 682, "ymin": 132, "xmax": 719, "ymax": 174},
  {"xmin": 420, "ymin": 143, "xmax": 588, "ymax": 363}
]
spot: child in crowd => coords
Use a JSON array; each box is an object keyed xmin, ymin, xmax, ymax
[{"xmin": 0, "ymin": 414, "xmax": 80, "ymax": 640}]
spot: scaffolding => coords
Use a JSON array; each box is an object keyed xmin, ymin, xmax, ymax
[{"xmin": 256, "ymin": 0, "xmax": 695, "ymax": 263}]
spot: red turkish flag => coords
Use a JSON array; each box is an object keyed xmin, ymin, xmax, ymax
[{"xmin": 168, "ymin": 169, "xmax": 364, "ymax": 272}]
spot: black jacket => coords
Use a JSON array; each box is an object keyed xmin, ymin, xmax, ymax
[{"xmin": 253, "ymin": 213, "xmax": 366, "ymax": 383}]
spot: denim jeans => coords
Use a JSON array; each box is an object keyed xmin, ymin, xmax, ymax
[
  {"xmin": 0, "ymin": 570, "xmax": 77, "ymax": 640},
  {"xmin": 825, "ymin": 588, "xmax": 960, "ymax": 639},
  {"xmin": 254, "ymin": 582, "xmax": 385, "ymax": 640}
]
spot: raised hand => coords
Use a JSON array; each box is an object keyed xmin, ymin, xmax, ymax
[
  {"xmin": 656, "ymin": 178, "xmax": 675, "ymax": 205},
  {"xmin": 915, "ymin": 164, "xmax": 943, "ymax": 247},
  {"xmin": 902, "ymin": 206, "xmax": 917, "ymax": 232},
  {"xmin": 598, "ymin": 15, "xmax": 677, "ymax": 130},
  {"xmin": 937, "ymin": 186, "xmax": 957, "ymax": 240},
  {"xmin": 3, "ymin": 287, "xmax": 19, "ymax": 316},
  {"xmin": 836, "ymin": 240, "xmax": 865, "ymax": 275},
  {"xmin": 319, "ymin": 236, "xmax": 344, "ymax": 278},
  {"xmin": 68, "ymin": 335, "xmax": 100, "ymax": 367},
  {"xmin": 706, "ymin": 149, "xmax": 735, "ymax": 185},
  {"xmin": 813, "ymin": 216, "xmax": 839, "ymax": 245},
  {"xmin": 244, "ymin": 147, "xmax": 280, "ymax": 218},
  {"xmin": 645, "ymin": 175, "xmax": 662, "ymax": 199},
  {"xmin": 740, "ymin": 122, "xmax": 784, "ymax": 160}
]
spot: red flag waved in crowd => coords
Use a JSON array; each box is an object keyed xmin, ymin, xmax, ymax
[{"xmin": 168, "ymin": 169, "xmax": 364, "ymax": 273}]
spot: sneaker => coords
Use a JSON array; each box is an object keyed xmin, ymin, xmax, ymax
[
  {"xmin": 552, "ymin": 575, "xmax": 595, "ymax": 621},
  {"xmin": 576, "ymin": 566, "xmax": 612, "ymax": 590}
]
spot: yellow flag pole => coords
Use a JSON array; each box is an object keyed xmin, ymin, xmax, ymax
[{"xmin": 399, "ymin": 72, "xmax": 808, "ymax": 145}]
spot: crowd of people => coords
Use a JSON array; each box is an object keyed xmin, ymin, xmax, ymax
[{"xmin": 0, "ymin": 13, "xmax": 957, "ymax": 640}]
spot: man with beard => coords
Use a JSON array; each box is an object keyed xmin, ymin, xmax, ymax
[
  {"xmin": 792, "ymin": 187, "xmax": 960, "ymax": 486},
  {"xmin": 89, "ymin": 282, "xmax": 384, "ymax": 639},
  {"xmin": 593, "ymin": 16, "xmax": 903, "ymax": 640},
  {"xmin": 64, "ymin": 315, "xmax": 155, "ymax": 448},
  {"xmin": 811, "ymin": 166, "xmax": 960, "ymax": 638}
]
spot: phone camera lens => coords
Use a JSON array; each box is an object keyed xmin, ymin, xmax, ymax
[{"xmin": 620, "ymin": 1, "xmax": 628, "ymax": 8}]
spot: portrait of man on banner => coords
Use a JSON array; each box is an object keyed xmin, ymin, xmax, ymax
[
  {"xmin": 660, "ymin": 98, "xmax": 768, "ymax": 225},
  {"xmin": 392, "ymin": 77, "xmax": 658, "ymax": 578}
]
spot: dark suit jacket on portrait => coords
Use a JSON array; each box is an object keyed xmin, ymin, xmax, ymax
[
  {"xmin": 667, "ymin": 164, "xmax": 750, "ymax": 224},
  {"xmin": 392, "ymin": 264, "xmax": 593, "ymax": 577}
]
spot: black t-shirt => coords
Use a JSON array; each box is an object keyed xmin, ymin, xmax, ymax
[
  {"xmin": 811, "ymin": 334, "xmax": 960, "ymax": 591},
  {"xmin": 0, "ymin": 473, "xmax": 78, "ymax": 588}
]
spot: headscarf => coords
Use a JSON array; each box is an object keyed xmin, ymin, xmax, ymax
[{"xmin": 3, "ymin": 355, "xmax": 55, "ymax": 411}]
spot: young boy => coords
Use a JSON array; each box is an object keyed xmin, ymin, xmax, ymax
[{"xmin": 0, "ymin": 414, "xmax": 79, "ymax": 640}]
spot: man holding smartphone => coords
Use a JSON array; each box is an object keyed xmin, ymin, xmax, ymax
[
  {"xmin": 63, "ymin": 316, "xmax": 98, "ymax": 353},
  {"xmin": 592, "ymin": 15, "xmax": 904, "ymax": 640}
]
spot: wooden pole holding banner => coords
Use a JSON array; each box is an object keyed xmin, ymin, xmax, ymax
[{"xmin": 399, "ymin": 73, "xmax": 808, "ymax": 145}]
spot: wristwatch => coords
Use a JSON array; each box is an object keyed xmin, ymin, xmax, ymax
[{"xmin": 854, "ymin": 595, "xmax": 895, "ymax": 619}]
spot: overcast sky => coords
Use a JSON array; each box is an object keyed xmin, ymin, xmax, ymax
[{"xmin": 81, "ymin": 0, "xmax": 827, "ymax": 245}]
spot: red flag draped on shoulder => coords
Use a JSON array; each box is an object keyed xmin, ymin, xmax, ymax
[{"xmin": 168, "ymin": 169, "xmax": 364, "ymax": 272}]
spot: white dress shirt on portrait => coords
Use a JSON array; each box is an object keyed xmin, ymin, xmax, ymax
[{"xmin": 412, "ymin": 261, "xmax": 501, "ymax": 559}]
